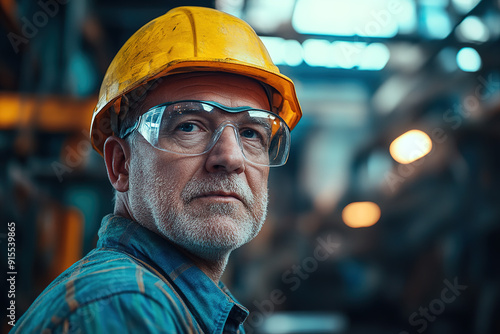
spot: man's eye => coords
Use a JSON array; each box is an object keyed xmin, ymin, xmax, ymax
[
  {"xmin": 240, "ymin": 129, "xmax": 258, "ymax": 139},
  {"xmin": 177, "ymin": 122, "xmax": 199, "ymax": 132}
]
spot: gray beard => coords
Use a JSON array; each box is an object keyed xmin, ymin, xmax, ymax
[{"xmin": 152, "ymin": 173, "xmax": 268, "ymax": 262}]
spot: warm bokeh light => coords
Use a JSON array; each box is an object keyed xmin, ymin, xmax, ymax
[
  {"xmin": 342, "ymin": 201, "xmax": 381, "ymax": 228},
  {"xmin": 389, "ymin": 129, "xmax": 432, "ymax": 164},
  {"xmin": 0, "ymin": 93, "xmax": 96, "ymax": 131}
]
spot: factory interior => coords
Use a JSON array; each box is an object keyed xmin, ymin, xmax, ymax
[{"xmin": 1, "ymin": 0, "xmax": 500, "ymax": 333}]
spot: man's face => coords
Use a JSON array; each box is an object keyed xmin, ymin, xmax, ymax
[{"xmin": 127, "ymin": 72, "xmax": 270, "ymax": 261}]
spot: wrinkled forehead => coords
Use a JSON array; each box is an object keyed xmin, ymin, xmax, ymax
[{"xmin": 139, "ymin": 72, "xmax": 271, "ymax": 115}]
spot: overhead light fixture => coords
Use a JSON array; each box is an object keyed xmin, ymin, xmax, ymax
[
  {"xmin": 389, "ymin": 129, "xmax": 432, "ymax": 164},
  {"xmin": 452, "ymin": 0, "xmax": 482, "ymax": 14},
  {"xmin": 422, "ymin": 7, "xmax": 452, "ymax": 39},
  {"xmin": 215, "ymin": 0, "xmax": 244, "ymax": 18},
  {"xmin": 245, "ymin": 0, "xmax": 296, "ymax": 33},
  {"xmin": 261, "ymin": 37, "xmax": 390, "ymax": 70},
  {"xmin": 303, "ymin": 39, "xmax": 335, "ymax": 67},
  {"xmin": 358, "ymin": 43, "xmax": 391, "ymax": 70},
  {"xmin": 456, "ymin": 16, "xmax": 490, "ymax": 43},
  {"xmin": 292, "ymin": 0, "xmax": 415, "ymax": 37},
  {"xmin": 342, "ymin": 202, "xmax": 381, "ymax": 228},
  {"xmin": 456, "ymin": 47, "xmax": 482, "ymax": 72}
]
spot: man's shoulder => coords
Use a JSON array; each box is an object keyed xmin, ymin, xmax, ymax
[
  {"xmin": 68, "ymin": 247, "xmax": 174, "ymax": 296},
  {"xmin": 48, "ymin": 247, "xmax": 169, "ymax": 297},
  {"xmin": 13, "ymin": 248, "xmax": 192, "ymax": 333}
]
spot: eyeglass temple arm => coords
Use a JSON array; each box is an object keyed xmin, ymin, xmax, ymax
[{"xmin": 120, "ymin": 115, "xmax": 142, "ymax": 139}]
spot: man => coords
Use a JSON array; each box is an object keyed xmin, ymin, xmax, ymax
[{"xmin": 12, "ymin": 6, "xmax": 301, "ymax": 333}]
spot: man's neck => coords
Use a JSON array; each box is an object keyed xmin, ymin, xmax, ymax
[{"xmin": 176, "ymin": 245, "xmax": 230, "ymax": 283}]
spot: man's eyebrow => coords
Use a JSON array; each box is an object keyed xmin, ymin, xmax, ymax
[
  {"xmin": 235, "ymin": 113, "xmax": 273, "ymax": 134},
  {"xmin": 167, "ymin": 104, "xmax": 274, "ymax": 131}
]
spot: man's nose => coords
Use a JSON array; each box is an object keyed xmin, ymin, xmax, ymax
[{"xmin": 205, "ymin": 126, "xmax": 245, "ymax": 174}]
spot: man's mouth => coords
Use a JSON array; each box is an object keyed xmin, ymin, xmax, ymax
[
  {"xmin": 194, "ymin": 191, "xmax": 243, "ymax": 203},
  {"xmin": 181, "ymin": 175, "xmax": 253, "ymax": 208}
]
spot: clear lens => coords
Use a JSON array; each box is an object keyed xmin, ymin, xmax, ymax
[{"xmin": 135, "ymin": 101, "xmax": 290, "ymax": 166}]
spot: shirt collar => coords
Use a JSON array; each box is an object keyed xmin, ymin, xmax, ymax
[{"xmin": 97, "ymin": 214, "xmax": 248, "ymax": 333}]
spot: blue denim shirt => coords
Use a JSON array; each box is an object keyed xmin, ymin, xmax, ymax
[{"xmin": 12, "ymin": 214, "xmax": 248, "ymax": 333}]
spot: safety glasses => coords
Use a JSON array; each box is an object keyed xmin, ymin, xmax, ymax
[{"xmin": 121, "ymin": 100, "xmax": 291, "ymax": 167}]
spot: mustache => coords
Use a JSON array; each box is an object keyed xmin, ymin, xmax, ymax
[{"xmin": 181, "ymin": 174, "xmax": 254, "ymax": 207}]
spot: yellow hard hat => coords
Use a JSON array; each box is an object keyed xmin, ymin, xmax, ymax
[{"xmin": 90, "ymin": 6, "xmax": 302, "ymax": 156}]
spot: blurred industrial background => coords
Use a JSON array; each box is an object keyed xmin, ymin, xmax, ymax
[{"xmin": 1, "ymin": 0, "xmax": 500, "ymax": 333}]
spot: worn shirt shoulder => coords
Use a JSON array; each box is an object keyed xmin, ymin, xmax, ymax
[{"xmin": 12, "ymin": 248, "xmax": 201, "ymax": 333}]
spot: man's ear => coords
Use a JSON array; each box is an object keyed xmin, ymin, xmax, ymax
[{"xmin": 104, "ymin": 136, "xmax": 131, "ymax": 192}]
